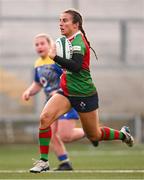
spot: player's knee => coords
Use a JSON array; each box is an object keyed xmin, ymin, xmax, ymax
[{"xmin": 40, "ymin": 112, "xmax": 52, "ymax": 128}]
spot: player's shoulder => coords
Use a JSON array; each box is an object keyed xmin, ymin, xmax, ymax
[
  {"xmin": 72, "ymin": 32, "xmax": 86, "ymax": 53},
  {"xmin": 34, "ymin": 58, "xmax": 41, "ymax": 68},
  {"xmin": 72, "ymin": 32, "xmax": 85, "ymax": 47},
  {"xmin": 73, "ymin": 31, "xmax": 83, "ymax": 42}
]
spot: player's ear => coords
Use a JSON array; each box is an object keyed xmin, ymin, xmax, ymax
[{"xmin": 73, "ymin": 22, "xmax": 79, "ymax": 30}]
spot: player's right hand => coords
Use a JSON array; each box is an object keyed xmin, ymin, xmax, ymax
[{"xmin": 22, "ymin": 91, "xmax": 31, "ymax": 101}]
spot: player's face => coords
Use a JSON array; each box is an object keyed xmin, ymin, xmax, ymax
[
  {"xmin": 35, "ymin": 37, "xmax": 50, "ymax": 58},
  {"xmin": 59, "ymin": 13, "xmax": 79, "ymax": 38}
]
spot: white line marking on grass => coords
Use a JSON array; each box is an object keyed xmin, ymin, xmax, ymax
[
  {"xmin": 70, "ymin": 150, "xmax": 144, "ymax": 156},
  {"xmin": 0, "ymin": 169, "xmax": 144, "ymax": 173}
]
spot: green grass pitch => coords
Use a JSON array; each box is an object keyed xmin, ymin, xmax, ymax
[{"xmin": 0, "ymin": 141, "xmax": 144, "ymax": 179}]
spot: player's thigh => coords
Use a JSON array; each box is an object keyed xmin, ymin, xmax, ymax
[
  {"xmin": 78, "ymin": 109, "xmax": 101, "ymax": 140},
  {"xmin": 41, "ymin": 93, "xmax": 71, "ymax": 120}
]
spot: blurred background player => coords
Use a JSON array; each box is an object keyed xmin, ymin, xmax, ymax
[{"xmin": 22, "ymin": 33, "xmax": 85, "ymax": 172}]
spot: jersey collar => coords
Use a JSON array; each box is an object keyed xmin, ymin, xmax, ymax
[{"xmin": 68, "ymin": 31, "xmax": 81, "ymax": 41}]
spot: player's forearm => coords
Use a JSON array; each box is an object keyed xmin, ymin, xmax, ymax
[
  {"xmin": 54, "ymin": 53, "xmax": 83, "ymax": 72},
  {"xmin": 28, "ymin": 82, "xmax": 42, "ymax": 96}
]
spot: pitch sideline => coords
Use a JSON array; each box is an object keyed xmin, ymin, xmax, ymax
[{"xmin": 0, "ymin": 169, "xmax": 144, "ymax": 173}]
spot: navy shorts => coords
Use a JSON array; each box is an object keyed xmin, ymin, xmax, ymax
[
  {"xmin": 57, "ymin": 90, "xmax": 99, "ymax": 112},
  {"xmin": 59, "ymin": 108, "xmax": 79, "ymax": 120}
]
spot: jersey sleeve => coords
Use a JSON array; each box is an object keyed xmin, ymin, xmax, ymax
[{"xmin": 72, "ymin": 35, "xmax": 86, "ymax": 55}]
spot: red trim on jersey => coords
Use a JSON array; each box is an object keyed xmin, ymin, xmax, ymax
[
  {"xmin": 60, "ymin": 70, "xmax": 69, "ymax": 95},
  {"xmin": 68, "ymin": 36, "xmax": 75, "ymax": 42},
  {"xmin": 81, "ymin": 35, "xmax": 90, "ymax": 70}
]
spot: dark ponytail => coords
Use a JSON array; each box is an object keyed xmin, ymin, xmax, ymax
[{"xmin": 80, "ymin": 26, "xmax": 90, "ymax": 47}]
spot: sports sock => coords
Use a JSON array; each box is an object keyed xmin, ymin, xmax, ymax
[
  {"xmin": 39, "ymin": 127, "xmax": 52, "ymax": 161},
  {"xmin": 100, "ymin": 126, "xmax": 124, "ymax": 141},
  {"xmin": 58, "ymin": 154, "xmax": 69, "ymax": 164}
]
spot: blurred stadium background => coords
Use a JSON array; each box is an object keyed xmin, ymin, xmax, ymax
[{"xmin": 0, "ymin": 0, "xmax": 144, "ymax": 144}]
